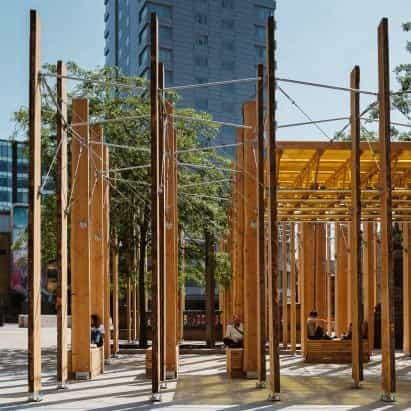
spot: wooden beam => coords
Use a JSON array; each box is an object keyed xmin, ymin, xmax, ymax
[
  {"xmin": 158, "ymin": 62, "xmax": 167, "ymax": 385},
  {"xmin": 403, "ymin": 224, "xmax": 411, "ymax": 355},
  {"xmin": 350, "ymin": 66, "xmax": 363, "ymax": 387},
  {"xmin": 150, "ymin": 12, "xmax": 161, "ymax": 401},
  {"xmin": 71, "ymin": 99, "xmax": 91, "ymax": 378},
  {"xmin": 363, "ymin": 223, "xmax": 375, "ymax": 355},
  {"xmin": 314, "ymin": 225, "xmax": 327, "ymax": 320},
  {"xmin": 290, "ymin": 224, "xmax": 297, "ymax": 353},
  {"xmin": 205, "ymin": 232, "xmax": 216, "ymax": 347},
  {"xmin": 335, "ymin": 224, "xmax": 349, "ymax": 336},
  {"xmin": 89, "ymin": 126, "xmax": 104, "ymax": 351},
  {"xmin": 300, "ymin": 223, "xmax": 315, "ymax": 353},
  {"xmin": 165, "ymin": 101, "xmax": 178, "ymax": 378},
  {"xmin": 243, "ymin": 101, "xmax": 258, "ymax": 378},
  {"xmin": 282, "ymin": 223, "xmax": 288, "ymax": 348},
  {"xmin": 111, "ymin": 234, "xmax": 119, "ymax": 354},
  {"xmin": 103, "ymin": 146, "xmax": 111, "ymax": 360},
  {"xmin": 28, "ymin": 9, "xmax": 42, "ymax": 400},
  {"xmin": 127, "ymin": 277, "xmax": 132, "ymax": 342},
  {"xmin": 56, "ymin": 60, "xmax": 68, "ymax": 389},
  {"xmin": 266, "ymin": 15, "xmax": 280, "ymax": 399},
  {"xmin": 256, "ymin": 64, "xmax": 266, "ymax": 386},
  {"xmin": 378, "ymin": 18, "xmax": 396, "ymax": 401}
]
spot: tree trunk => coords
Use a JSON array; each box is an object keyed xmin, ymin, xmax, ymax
[{"xmin": 139, "ymin": 207, "xmax": 149, "ymax": 348}]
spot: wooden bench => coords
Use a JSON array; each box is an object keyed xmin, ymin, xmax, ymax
[
  {"xmin": 226, "ymin": 348, "xmax": 244, "ymax": 378},
  {"xmin": 67, "ymin": 345, "xmax": 104, "ymax": 379},
  {"xmin": 305, "ymin": 339, "xmax": 370, "ymax": 364},
  {"xmin": 145, "ymin": 346, "xmax": 179, "ymax": 379}
]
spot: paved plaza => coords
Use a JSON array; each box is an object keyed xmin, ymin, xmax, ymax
[{"xmin": 1, "ymin": 325, "xmax": 411, "ymax": 410}]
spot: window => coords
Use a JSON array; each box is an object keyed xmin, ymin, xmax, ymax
[
  {"xmin": 0, "ymin": 161, "xmax": 11, "ymax": 173},
  {"xmin": 0, "ymin": 189, "xmax": 10, "ymax": 203},
  {"xmin": 150, "ymin": 4, "xmax": 172, "ymax": 20},
  {"xmin": 0, "ymin": 176, "xmax": 11, "ymax": 187},
  {"xmin": 17, "ymin": 176, "xmax": 28, "ymax": 189},
  {"xmin": 195, "ymin": 97, "xmax": 208, "ymax": 111},
  {"xmin": 139, "ymin": 26, "xmax": 149, "ymax": 44},
  {"xmin": 139, "ymin": 48, "xmax": 149, "ymax": 66},
  {"xmin": 104, "ymin": 29, "xmax": 110, "ymax": 39},
  {"xmin": 222, "ymin": 101, "xmax": 235, "ymax": 114},
  {"xmin": 160, "ymin": 48, "xmax": 172, "ymax": 65},
  {"xmin": 194, "ymin": 34, "xmax": 208, "ymax": 47},
  {"xmin": 17, "ymin": 162, "xmax": 28, "ymax": 174},
  {"xmin": 0, "ymin": 144, "xmax": 11, "ymax": 158},
  {"xmin": 16, "ymin": 190, "xmax": 28, "ymax": 204},
  {"xmin": 139, "ymin": 6, "xmax": 148, "ymax": 23},
  {"xmin": 255, "ymin": 26, "xmax": 265, "ymax": 43},
  {"xmin": 222, "ymin": 0, "xmax": 234, "ymax": 8},
  {"xmin": 104, "ymin": 46, "xmax": 110, "ymax": 57},
  {"xmin": 195, "ymin": 77, "xmax": 208, "ymax": 84},
  {"xmin": 195, "ymin": 13, "xmax": 208, "ymax": 25},
  {"xmin": 222, "ymin": 19, "xmax": 234, "ymax": 30},
  {"xmin": 256, "ymin": 6, "xmax": 274, "ymax": 20},
  {"xmin": 222, "ymin": 60, "xmax": 235, "ymax": 71},
  {"xmin": 194, "ymin": 55, "xmax": 208, "ymax": 67},
  {"xmin": 104, "ymin": 0, "xmax": 109, "ymax": 5},
  {"xmin": 255, "ymin": 46, "xmax": 265, "ymax": 61},
  {"xmin": 104, "ymin": 11, "xmax": 110, "ymax": 22},
  {"xmin": 165, "ymin": 70, "xmax": 173, "ymax": 85},
  {"xmin": 160, "ymin": 26, "xmax": 172, "ymax": 42},
  {"xmin": 222, "ymin": 39, "xmax": 235, "ymax": 51}
]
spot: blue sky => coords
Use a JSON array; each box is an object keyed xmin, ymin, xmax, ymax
[{"xmin": 0, "ymin": 0, "xmax": 409, "ymax": 141}]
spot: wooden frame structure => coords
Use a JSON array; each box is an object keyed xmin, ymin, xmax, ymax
[{"xmin": 26, "ymin": 8, "xmax": 406, "ymax": 405}]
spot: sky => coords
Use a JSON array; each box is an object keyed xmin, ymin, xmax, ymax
[{"xmin": 0, "ymin": 0, "xmax": 409, "ymax": 141}]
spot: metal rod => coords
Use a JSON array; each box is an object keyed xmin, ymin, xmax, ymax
[
  {"xmin": 69, "ymin": 114, "xmax": 150, "ymax": 128},
  {"xmin": 277, "ymin": 117, "xmax": 350, "ymax": 129},
  {"xmin": 40, "ymin": 72, "xmax": 146, "ymax": 90},
  {"xmin": 277, "ymin": 77, "xmax": 378, "ymax": 96},
  {"xmin": 164, "ymin": 76, "xmax": 261, "ymax": 91},
  {"xmin": 178, "ymin": 162, "xmax": 239, "ymax": 173},
  {"xmin": 172, "ymin": 114, "xmax": 252, "ymax": 129}
]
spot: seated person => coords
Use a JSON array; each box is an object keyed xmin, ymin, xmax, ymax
[
  {"xmin": 91, "ymin": 314, "xmax": 105, "ymax": 347},
  {"xmin": 223, "ymin": 314, "xmax": 244, "ymax": 348},
  {"xmin": 307, "ymin": 311, "xmax": 331, "ymax": 340},
  {"xmin": 342, "ymin": 321, "xmax": 368, "ymax": 340}
]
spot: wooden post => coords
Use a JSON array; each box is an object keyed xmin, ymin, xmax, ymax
[
  {"xmin": 350, "ymin": 66, "xmax": 363, "ymax": 386},
  {"xmin": 165, "ymin": 102, "xmax": 178, "ymax": 378},
  {"xmin": 282, "ymin": 224, "xmax": 288, "ymax": 348},
  {"xmin": 378, "ymin": 18, "xmax": 396, "ymax": 401},
  {"xmin": 300, "ymin": 223, "xmax": 315, "ymax": 353},
  {"xmin": 256, "ymin": 64, "xmax": 266, "ymax": 386},
  {"xmin": 103, "ymin": 146, "xmax": 111, "ymax": 360},
  {"xmin": 205, "ymin": 232, "xmax": 216, "ymax": 347},
  {"xmin": 89, "ymin": 126, "xmax": 104, "ymax": 351},
  {"xmin": 243, "ymin": 101, "xmax": 258, "ymax": 378},
  {"xmin": 158, "ymin": 62, "xmax": 167, "ymax": 385},
  {"xmin": 28, "ymin": 10, "xmax": 42, "ymax": 400},
  {"xmin": 363, "ymin": 223, "xmax": 375, "ymax": 354},
  {"xmin": 314, "ymin": 224, "xmax": 327, "ymax": 320},
  {"xmin": 335, "ymin": 224, "xmax": 349, "ymax": 336},
  {"xmin": 266, "ymin": 15, "xmax": 280, "ymax": 399},
  {"xmin": 150, "ymin": 12, "xmax": 161, "ymax": 401},
  {"xmin": 290, "ymin": 224, "xmax": 297, "ymax": 354},
  {"xmin": 56, "ymin": 60, "xmax": 68, "ymax": 389},
  {"xmin": 71, "ymin": 99, "xmax": 91, "ymax": 378},
  {"xmin": 112, "ymin": 235, "xmax": 119, "ymax": 354},
  {"xmin": 403, "ymin": 224, "xmax": 411, "ymax": 355},
  {"xmin": 127, "ymin": 277, "xmax": 132, "ymax": 343}
]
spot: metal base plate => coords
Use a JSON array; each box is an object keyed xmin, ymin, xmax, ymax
[
  {"xmin": 381, "ymin": 392, "xmax": 396, "ymax": 402},
  {"xmin": 256, "ymin": 381, "xmax": 266, "ymax": 389},
  {"xmin": 28, "ymin": 392, "xmax": 43, "ymax": 402},
  {"xmin": 268, "ymin": 392, "xmax": 281, "ymax": 402},
  {"xmin": 57, "ymin": 383, "xmax": 69, "ymax": 390},
  {"xmin": 75, "ymin": 372, "xmax": 90, "ymax": 380},
  {"xmin": 160, "ymin": 382, "xmax": 168, "ymax": 390},
  {"xmin": 151, "ymin": 393, "xmax": 162, "ymax": 402}
]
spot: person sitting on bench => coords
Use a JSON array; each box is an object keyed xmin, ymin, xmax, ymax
[
  {"xmin": 223, "ymin": 314, "xmax": 244, "ymax": 348},
  {"xmin": 307, "ymin": 311, "xmax": 331, "ymax": 340},
  {"xmin": 91, "ymin": 314, "xmax": 105, "ymax": 347}
]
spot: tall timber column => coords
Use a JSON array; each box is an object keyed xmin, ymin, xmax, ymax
[
  {"xmin": 314, "ymin": 224, "xmax": 327, "ymax": 321},
  {"xmin": 71, "ymin": 98, "xmax": 91, "ymax": 378},
  {"xmin": 335, "ymin": 224, "xmax": 349, "ymax": 336},
  {"xmin": 242, "ymin": 101, "xmax": 258, "ymax": 378},
  {"xmin": 363, "ymin": 223, "xmax": 375, "ymax": 354},
  {"xmin": 403, "ymin": 224, "xmax": 411, "ymax": 355},
  {"xmin": 300, "ymin": 223, "xmax": 315, "ymax": 353},
  {"xmin": 89, "ymin": 126, "xmax": 104, "ymax": 356},
  {"xmin": 165, "ymin": 102, "xmax": 178, "ymax": 378}
]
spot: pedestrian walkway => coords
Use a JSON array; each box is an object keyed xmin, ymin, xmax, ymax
[{"xmin": 1, "ymin": 325, "xmax": 411, "ymax": 410}]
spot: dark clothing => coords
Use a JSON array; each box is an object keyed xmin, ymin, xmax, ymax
[
  {"xmin": 223, "ymin": 337, "xmax": 243, "ymax": 348},
  {"xmin": 91, "ymin": 329, "xmax": 104, "ymax": 347}
]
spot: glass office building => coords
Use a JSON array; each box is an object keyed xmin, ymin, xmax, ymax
[{"xmin": 104, "ymin": 0, "xmax": 276, "ymax": 144}]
